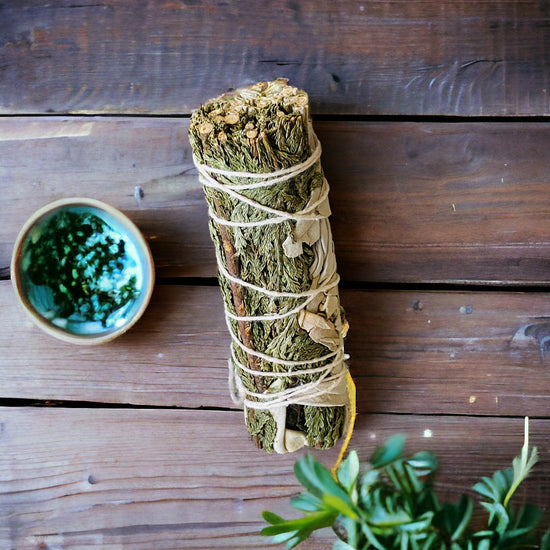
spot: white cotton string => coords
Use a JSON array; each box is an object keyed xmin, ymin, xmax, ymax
[
  {"xmin": 198, "ymin": 172, "xmax": 330, "ymax": 224},
  {"xmin": 208, "ymin": 210, "xmax": 287, "ymax": 228},
  {"xmin": 243, "ymin": 380, "xmax": 344, "ymax": 410},
  {"xmin": 223, "ymin": 293, "xmax": 314, "ymax": 323},
  {"xmin": 230, "ymin": 345, "xmax": 337, "ymax": 378},
  {"xmin": 228, "ymin": 358, "xmax": 243, "ymax": 406},
  {"xmin": 215, "ymin": 253, "xmax": 340, "ymax": 300},
  {"xmin": 225, "ymin": 310, "xmax": 338, "ymax": 366},
  {"xmin": 193, "ymin": 135, "xmax": 322, "ymax": 187},
  {"xmin": 242, "ymin": 374, "xmax": 338, "ymax": 410},
  {"xmin": 223, "ymin": 282, "xmax": 336, "ymax": 322},
  {"xmin": 205, "ymin": 178, "xmax": 330, "ymax": 228},
  {"xmin": 225, "ymin": 304, "xmax": 348, "ymax": 412}
]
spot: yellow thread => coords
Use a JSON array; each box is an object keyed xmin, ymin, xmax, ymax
[{"xmin": 331, "ymin": 371, "xmax": 357, "ymax": 478}]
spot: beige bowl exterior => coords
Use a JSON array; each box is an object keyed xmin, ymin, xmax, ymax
[{"xmin": 11, "ymin": 198, "xmax": 155, "ymax": 345}]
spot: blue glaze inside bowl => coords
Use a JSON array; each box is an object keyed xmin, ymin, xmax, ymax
[{"xmin": 18, "ymin": 204, "xmax": 149, "ymax": 337}]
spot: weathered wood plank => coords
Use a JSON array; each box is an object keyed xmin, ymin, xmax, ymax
[
  {"xmin": 0, "ymin": 407, "xmax": 337, "ymax": 549},
  {"xmin": 0, "ymin": 281, "xmax": 230, "ymax": 408},
  {"xmin": 1, "ymin": 409, "xmax": 549, "ymax": 549},
  {"xmin": 350, "ymin": 290, "xmax": 550, "ymax": 417},
  {"xmin": 0, "ymin": 117, "xmax": 210, "ymax": 279},
  {"xmin": 324, "ymin": 121, "xmax": 550, "ymax": 285},
  {"xmin": 1, "ymin": 1, "xmax": 550, "ymax": 116},
  {"xmin": 3, "ymin": 281, "xmax": 550, "ymax": 417},
  {"xmin": 3, "ymin": 118, "xmax": 550, "ymax": 284}
]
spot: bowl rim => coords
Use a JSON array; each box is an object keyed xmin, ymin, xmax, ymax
[{"xmin": 10, "ymin": 197, "xmax": 155, "ymax": 345}]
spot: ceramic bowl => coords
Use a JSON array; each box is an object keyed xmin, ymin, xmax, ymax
[{"xmin": 11, "ymin": 198, "xmax": 155, "ymax": 344}]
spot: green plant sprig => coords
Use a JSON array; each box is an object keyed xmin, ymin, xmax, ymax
[{"xmin": 262, "ymin": 419, "xmax": 550, "ymax": 549}]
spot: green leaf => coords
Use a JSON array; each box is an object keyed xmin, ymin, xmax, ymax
[
  {"xmin": 337, "ymin": 450, "xmax": 360, "ymax": 493},
  {"xmin": 404, "ymin": 462, "xmax": 425, "ymax": 494},
  {"xmin": 397, "ymin": 511, "xmax": 434, "ymax": 533},
  {"xmin": 473, "ymin": 417, "xmax": 539, "ymax": 509},
  {"xmin": 473, "ymin": 469, "xmax": 513, "ymax": 504},
  {"xmin": 420, "ymin": 531, "xmax": 440, "ymax": 550},
  {"xmin": 504, "ymin": 419, "xmax": 538, "ymax": 507},
  {"xmin": 323, "ymin": 493, "xmax": 359, "ymax": 519},
  {"xmin": 262, "ymin": 510, "xmax": 286, "ymax": 525},
  {"xmin": 261, "ymin": 511, "xmax": 335, "ymax": 537},
  {"xmin": 294, "ymin": 455, "xmax": 351, "ymax": 504},
  {"xmin": 368, "ymin": 502, "xmax": 412, "ymax": 529},
  {"xmin": 261, "ymin": 522, "xmax": 299, "ymax": 538},
  {"xmin": 385, "ymin": 461, "xmax": 413, "ymax": 495},
  {"xmin": 417, "ymin": 486, "xmax": 440, "ymax": 515},
  {"xmin": 471, "ymin": 530, "xmax": 493, "ymax": 538},
  {"xmin": 472, "ymin": 477, "xmax": 499, "ymax": 502},
  {"xmin": 434, "ymin": 494, "xmax": 474, "ymax": 544},
  {"xmin": 360, "ymin": 467, "xmax": 379, "ymax": 488},
  {"xmin": 451, "ymin": 495, "xmax": 474, "ymax": 541},
  {"xmin": 290, "ymin": 492, "xmax": 324, "ymax": 512},
  {"xmin": 263, "ymin": 432, "xmax": 546, "ymax": 550},
  {"xmin": 512, "ymin": 502, "xmax": 543, "ymax": 532},
  {"xmin": 370, "ymin": 434, "xmax": 406, "ymax": 468},
  {"xmin": 271, "ymin": 530, "xmax": 300, "ymax": 547},
  {"xmin": 476, "ymin": 538, "xmax": 491, "ymax": 550},
  {"xmin": 262, "ymin": 509, "xmax": 338, "ymax": 548},
  {"xmin": 407, "ymin": 451, "xmax": 438, "ymax": 478},
  {"xmin": 360, "ymin": 521, "xmax": 387, "ymax": 550},
  {"xmin": 333, "ymin": 540, "xmax": 356, "ymax": 550},
  {"xmin": 480, "ymin": 501, "xmax": 509, "ymax": 534},
  {"xmin": 336, "ymin": 515, "xmax": 363, "ymax": 548},
  {"xmin": 500, "ymin": 503, "xmax": 543, "ymax": 544}
]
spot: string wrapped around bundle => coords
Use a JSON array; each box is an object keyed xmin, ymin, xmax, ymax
[{"xmin": 189, "ymin": 79, "xmax": 351, "ymax": 453}]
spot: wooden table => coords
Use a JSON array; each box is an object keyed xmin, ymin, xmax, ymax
[{"xmin": 2, "ymin": 2, "xmax": 550, "ymax": 548}]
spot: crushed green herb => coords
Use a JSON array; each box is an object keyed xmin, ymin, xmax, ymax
[{"xmin": 24, "ymin": 209, "xmax": 139, "ymax": 327}]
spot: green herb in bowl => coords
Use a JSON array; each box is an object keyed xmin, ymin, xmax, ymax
[{"xmin": 11, "ymin": 198, "xmax": 154, "ymax": 344}]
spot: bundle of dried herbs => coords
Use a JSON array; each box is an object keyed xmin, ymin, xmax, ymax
[{"xmin": 189, "ymin": 79, "xmax": 350, "ymax": 453}]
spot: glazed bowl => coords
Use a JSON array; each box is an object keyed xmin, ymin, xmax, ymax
[{"xmin": 11, "ymin": 198, "xmax": 155, "ymax": 344}]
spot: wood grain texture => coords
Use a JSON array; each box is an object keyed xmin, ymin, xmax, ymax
[
  {"xmin": 4, "ymin": 118, "xmax": 550, "ymax": 284},
  {"xmin": 1, "ymin": 409, "xmax": 549, "ymax": 549},
  {"xmin": 323, "ymin": 121, "xmax": 550, "ymax": 285},
  {"xmin": 0, "ymin": 407, "xmax": 336, "ymax": 549},
  {"xmin": 1, "ymin": 1, "xmax": 550, "ymax": 115},
  {"xmin": 4, "ymin": 281, "xmax": 550, "ymax": 417},
  {"xmin": 3, "ymin": 3, "xmax": 550, "ymax": 549},
  {"xmin": 0, "ymin": 282, "xmax": 231, "ymax": 408},
  {"xmin": 0, "ymin": 117, "xmax": 210, "ymax": 279},
  {"xmin": 349, "ymin": 290, "xmax": 550, "ymax": 417}
]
